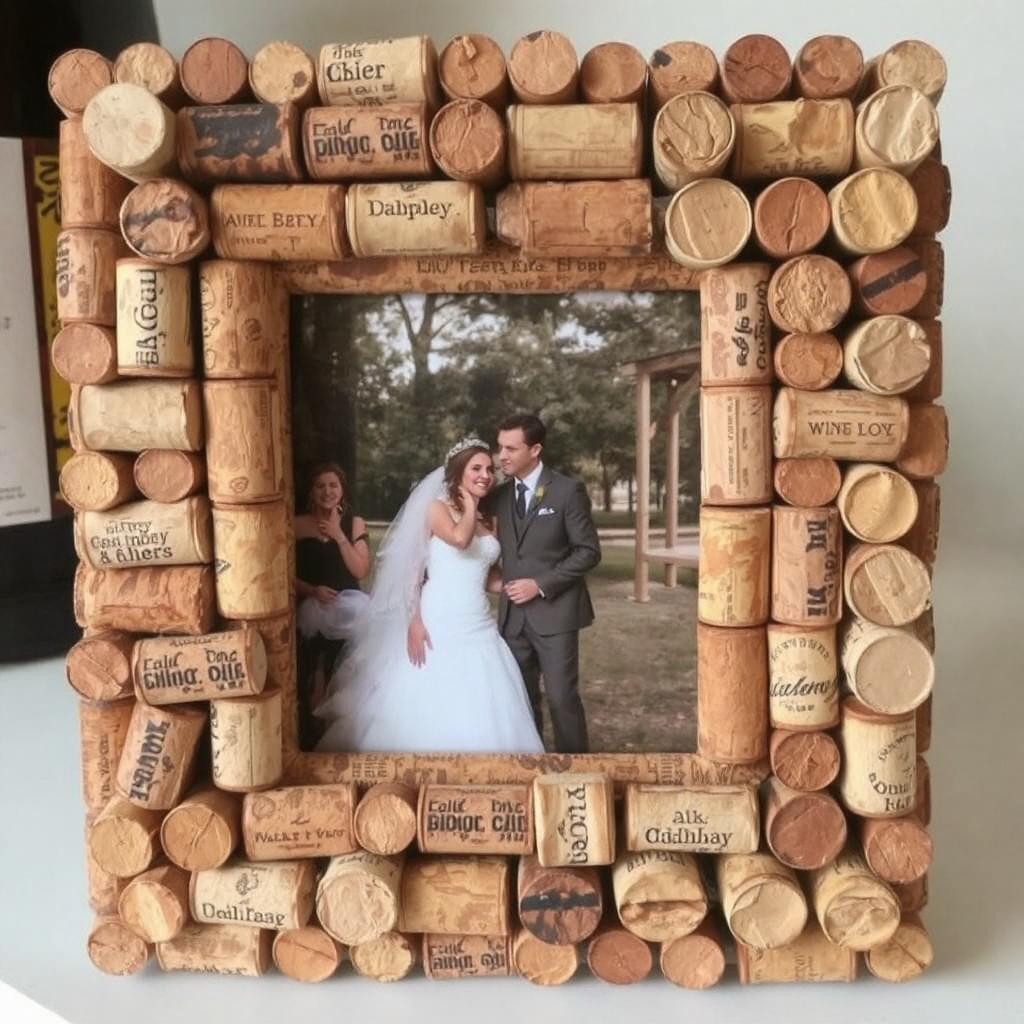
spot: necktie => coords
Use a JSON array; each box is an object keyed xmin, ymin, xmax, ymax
[{"xmin": 516, "ymin": 481, "xmax": 527, "ymax": 519}]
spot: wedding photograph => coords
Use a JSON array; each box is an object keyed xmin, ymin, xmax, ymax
[{"xmin": 290, "ymin": 289, "xmax": 701, "ymax": 755}]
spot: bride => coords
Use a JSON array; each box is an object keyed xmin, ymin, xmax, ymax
[{"xmin": 315, "ymin": 437, "xmax": 544, "ymax": 754}]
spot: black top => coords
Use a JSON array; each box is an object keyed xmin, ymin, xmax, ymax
[{"xmin": 296, "ymin": 507, "xmax": 367, "ymax": 593}]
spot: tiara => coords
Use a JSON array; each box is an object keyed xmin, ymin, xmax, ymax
[{"xmin": 444, "ymin": 436, "xmax": 491, "ymax": 466}]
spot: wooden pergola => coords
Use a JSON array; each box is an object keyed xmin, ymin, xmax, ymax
[{"xmin": 619, "ymin": 349, "xmax": 701, "ymax": 603}]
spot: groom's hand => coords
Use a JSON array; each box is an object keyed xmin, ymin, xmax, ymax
[{"xmin": 505, "ymin": 579, "xmax": 541, "ymax": 605}]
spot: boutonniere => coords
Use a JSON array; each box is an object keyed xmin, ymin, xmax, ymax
[{"xmin": 534, "ymin": 485, "xmax": 546, "ymax": 503}]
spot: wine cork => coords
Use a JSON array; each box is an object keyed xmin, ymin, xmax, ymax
[
  {"xmin": 908, "ymin": 157, "xmax": 951, "ymax": 235},
  {"xmin": 56, "ymin": 227, "xmax": 125, "ymax": 325},
  {"xmin": 317, "ymin": 36, "xmax": 441, "ymax": 110},
  {"xmin": 838, "ymin": 697, "xmax": 916, "ymax": 817},
  {"xmin": 837, "ymin": 464, "xmax": 918, "ymax": 546},
  {"xmin": 720, "ymin": 34, "xmax": 792, "ymax": 103},
  {"xmin": 516, "ymin": 854, "xmax": 602, "ymax": 944},
  {"xmin": 699, "ymin": 262, "xmax": 771, "ymax": 387},
  {"xmin": 439, "ymin": 34, "xmax": 509, "ymax": 109},
  {"xmin": 345, "ymin": 180, "xmax": 484, "ymax": 257},
  {"xmin": 844, "ymin": 543, "xmax": 931, "ymax": 627},
  {"xmin": 772, "ymin": 504, "xmax": 842, "ymax": 626},
  {"xmin": 429, "ymin": 100, "xmax": 506, "ymax": 188},
  {"xmin": 533, "ymin": 773, "xmax": 616, "ymax": 867},
  {"xmin": 586, "ymin": 921, "xmax": 653, "ymax": 984},
  {"xmin": 767, "ymin": 624, "xmax": 839, "ymax": 731},
  {"xmin": 273, "ymin": 926, "xmax": 344, "ymax": 982},
  {"xmin": 87, "ymin": 915, "xmax": 151, "ymax": 976},
  {"xmin": 60, "ymin": 452, "xmax": 136, "ymax": 512},
  {"xmin": 716, "ymin": 852, "xmax": 807, "ymax": 950},
  {"xmin": 115, "ymin": 700, "xmax": 206, "ymax": 810},
  {"xmin": 773, "ymin": 333, "xmax": 842, "ymax": 391},
  {"xmin": 400, "ymin": 856, "xmax": 510, "ymax": 936},
  {"xmin": 861, "ymin": 814, "xmax": 933, "ymax": 884},
  {"xmin": 731, "ymin": 99, "xmax": 855, "ymax": 181},
  {"xmin": 79, "ymin": 697, "xmax": 134, "ymax": 813},
  {"xmin": 810, "ymin": 850, "xmax": 900, "ymax": 950},
  {"xmin": 67, "ymin": 631, "xmax": 135, "ymax": 702},
  {"xmin": 508, "ymin": 31, "xmax": 578, "ymax": 104},
  {"xmin": 113, "ymin": 42, "xmax": 186, "ymax": 109},
  {"xmin": 118, "ymin": 863, "xmax": 191, "ymax": 942},
  {"xmin": 354, "ymin": 782, "xmax": 419, "ymax": 855},
  {"xmin": 793, "ymin": 36, "xmax": 864, "ymax": 99},
  {"xmin": 58, "ymin": 118, "xmax": 132, "ymax": 230},
  {"xmin": 769, "ymin": 730, "xmax": 840, "ymax": 791},
  {"xmin": 303, "ymin": 103, "xmax": 434, "ymax": 181},
  {"xmin": 763, "ymin": 776, "xmax": 847, "ymax": 870},
  {"xmin": 904, "ymin": 319, "xmax": 942, "ymax": 403},
  {"xmin": 736, "ymin": 920, "xmax": 857, "ymax": 983},
  {"xmin": 753, "ymin": 178, "xmax": 831, "ymax": 259},
  {"xmin": 203, "ymin": 380, "xmax": 284, "ymax": 504},
  {"xmin": 133, "ymin": 628, "xmax": 266, "ymax": 706},
  {"xmin": 901, "ymin": 479, "xmax": 940, "ymax": 567},
  {"xmin": 892, "ymin": 875, "xmax": 928, "ymax": 914},
  {"xmin": 854, "ymin": 85, "xmax": 938, "ymax": 175},
  {"xmin": 160, "ymin": 785, "xmax": 241, "ymax": 871},
  {"xmin": 180, "ymin": 37, "xmax": 250, "ymax": 105},
  {"xmin": 82, "ymin": 84, "xmax": 178, "ymax": 181},
  {"xmin": 773, "ymin": 457, "xmax": 842, "ymax": 508},
  {"xmin": 115, "ymin": 259, "xmax": 193, "ymax": 377},
  {"xmin": 828, "ymin": 168, "xmax": 918, "ymax": 255},
  {"xmin": 848, "ymin": 246, "xmax": 928, "ymax": 317},
  {"xmin": 418, "ymin": 783, "xmax": 533, "ymax": 855},
  {"xmin": 211, "ymin": 501, "xmax": 290, "ymax": 619},
  {"xmin": 49, "ymin": 48, "xmax": 114, "ymax": 117},
  {"xmin": 53, "ymin": 323, "xmax": 118, "ymax": 390},
  {"xmin": 250, "ymin": 42, "xmax": 318, "ymax": 107},
  {"xmin": 512, "ymin": 927, "xmax": 578, "ymax": 985},
  {"xmin": 350, "ymin": 931, "xmax": 417, "ymax": 982},
  {"xmin": 659, "ymin": 917, "xmax": 727, "ymax": 989},
  {"xmin": 242, "ymin": 783, "xmax": 357, "ymax": 860},
  {"xmin": 134, "ymin": 450, "xmax": 206, "ymax": 503},
  {"xmin": 507, "ymin": 102, "xmax": 642, "ymax": 180},
  {"xmin": 648, "ymin": 42, "xmax": 719, "ymax": 110},
  {"xmin": 844, "ymin": 316, "xmax": 930, "ymax": 396},
  {"xmin": 422, "ymin": 933, "xmax": 512, "ymax": 979},
  {"xmin": 210, "ymin": 687, "xmax": 283, "ymax": 792},
  {"xmin": 773, "ymin": 387, "xmax": 910, "ymax": 462},
  {"xmin": 652, "ymin": 91, "xmax": 735, "ymax": 193},
  {"xmin": 496, "ymin": 179, "xmax": 652, "ymax": 257},
  {"xmin": 71, "ymin": 380, "xmax": 203, "ymax": 452},
  {"xmin": 767, "ymin": 254, "xmax": 851, "ymax": 334},
  {"xmin": 700, "ymin": 386, "xmax": 772, "ymax": 505},
  {"xmin": 119, "ymin": 179, "xmax": 209, "ymax": 265},
  {"xmin": 869, "ymin": 40, "xmax": 947, "ymax": 105},
  {"xmin": 89, "ymin": 794, "xmax": 163, "ymax": 877},
  {"xmin": 624, "ymin": 783, "xmax": 760, "ymax": 854},
  {"xmin": 210, "ymin": 183, "xmax": 348, "ymax": 261},
  {"xmin": 906, "ymin": 236, "xmax": 944, "ymax": 318},
  {"xmin": 579, "ymin": 42, "xmax": 646, "ymax": 104},
  {"xmin": 896, "ymin": 404, "xmax": 949, "ymax": 480},
  {"xmin": 85, "ymin": 816, "xmax": 129, "ymax": 914},
  {"xmin": 74, "ymin": 564, "xmax": 216, "ymax": 635},
  {"xmin": 191, "ymin": 858, "xmax": 316, "ymax": 930},
  {"xmin": 612, "ymin": 849, "xmax": 707, "ymax": 942},
  {"xmin": 156, "ymin": 922, "xmax": 272, "ymax": 976},
  {"xmin": 697, "ymin": 624, "xmax": 768, "ymax": 763},
  {"xmin": 199, "ymin": 259, "xmax": 287, "ymax": 379},
  {"xmin": 864, "ymin": 913, "xmax": 933, "ymax": 982},
  {"xmin": 664, "ymin": 178, "xmax": 752, "ymax": 270},
  {"xmin": 697, "ymin": 506, "xmax": 770, "ymax": 626}
]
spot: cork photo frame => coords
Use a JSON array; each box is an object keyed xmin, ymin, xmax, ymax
[{"xmin": 56, "ymin": 28, "xmax": 946, "ymax": 986}]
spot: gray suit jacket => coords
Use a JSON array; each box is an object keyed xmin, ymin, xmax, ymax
[{"xmin": 494, "ymin": 467, "xmax": 601, "ymax": 637}]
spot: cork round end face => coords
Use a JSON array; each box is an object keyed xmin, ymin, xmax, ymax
[
  {"xmin": 866, "ymin": 921, "xmax": 934, "ymax": 981},
  {"xmin": 87, "ymin": 920, "xmax": 149, "ymax": 976},
  {"xmin": 181, "ymin": 37, "xmax": 249, "ymax": 105},
  {"xmin": 49, "ymin": 49, "xmax": 113, "ymax": 114},
  {"xmin": 161, "ymin": 805, "xmax": 234, "ymax": 871},
  {"xmin": 318, "ymin": 875, "xmax": 397, "ymax": 946},
  {"xmin": 795, "ymin": 36, "xmax": 864, "ymax": 98},
  {"xmin": 774, "ymin": 457, "xmax": 843, "ymax": 507},
  {"xmin": 879, "ymin": 41, "xmax": 947, "ymax": 101},
  {"xmin": 846, "ymin": 547, "xmax": 931, "ymax": 626},
  {"xmin": 754, "ymin": 178, "xmax": 831, "ymax": 259},
  {"xmin": 580, "ymin": 43, "xmax": 646, "ymax": 102},
  {"xmin": 113, "ymin": 43, "xmax": 177, "ymax": 95},
  {"xmin": 508, "ymin": 31, "xmax": 578, "ymax": 100},
  {"xmin": 439, "ymin": 35, "xmax": 507, "ymax": 102},
  {"xmin": 655, "ymin": 92, "xmax": 735, "ymax": 175},
  {"xmin": 773, "ymin": 332, "xmax": 843, "ymax": 390},
  {"xmin": 729, "ymin": 879, "xmax": 807, "ymax": 949},
  {"xmin": 273, "ymin": 926, "xmax": 341, "ymax": 982},
  {"xmin": 840, "ymin": 466, "xmax": 920, "ymax": 543},
  {"xmin": 858, "ymin": 85, "xmax": 939, "ymax": 170},
  {"xmin": 350, "ymin": 931, "xmax": 416, "ymax": 982},
  {"xmin": 120, "ymin": 179, "xmax": 210, "ymax": 264},
  {"xmin": 430, "ymin": 100, "xmax": 505, "ymax": 177},
  {"xmin": 722, "ymin": 34, "xmax": 791, "ymax": 102},
  {"xmin": 666, "ymin": 179, "xmax": 751, "ymax": 268},
  {"xmin": 773, "ymin": 732, "xmax": 840, "ymax": 790},
  {"xmin": 660, "ymin": 932, "xmax": 726, "ymax": 989},
  {"xmin": 90, "ymin": 817, "xmax": 155, "ymax": 878},
  {"xmin": 118, "ymin": 878, "xmax": 187, "ymax": 942},
  {"xmin": 831, "ymin": 168, "xmax": 918, "ymax": 254},
  {"xmin": 649, "ymin": 42, "xmax": 719, "ymax": 98},
  {"xmin": 864, "ymin": 819, "xmax": 934, "ymax": 884},
  {"xmin": 354, "ymin": 793, "xmax": 417, "ymax": 854},
  {"xmin": 768, "ymin": 255, "xmax": 851, "ymax": 333},
  {"xmin": 250, "ymin": 42, "xmax": 314, "ymax": 104},
  {"xmin": 619, "ymin": 895, "xmax": 707, "ymax": 943},
  {"xmin": 587, "ymin": 930, "xmax": 653, "ymax": 984},
  {"xmin": 770, "ymin": 795, "xmax": 847, "ymax": 869},
  {"xmin": 823, "ymin": 891, "xmax": 901, "ymax": 951},
  {"xmin": 52, "ymin": 323, "xmax": 117, "ymax": 386},
  {"xmin": 850, "ymin": 246, "xmax": 928, "ymax": 316},
  {"xmin": 83, "ymin": 84, "xmax": 167, "ymax": 170},
  {"xmin": 513, "ymin": 933, "xmax": 579, "ymax": 986}
]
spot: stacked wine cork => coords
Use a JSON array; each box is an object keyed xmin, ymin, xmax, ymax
[{"xmin": 49, "ymin": 30, "xmax": 946, "ymax": 988}]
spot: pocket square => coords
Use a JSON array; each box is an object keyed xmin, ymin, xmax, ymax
[{"xmin": 537, "ymin": 506, "xmax": 557, "ymax": 517}]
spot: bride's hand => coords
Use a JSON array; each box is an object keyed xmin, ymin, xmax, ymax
[
  {"xmin": 407, "ymin": 617, "xmax": 432, "ymax": 668},
  {"xmin": 458, "ymin": 485, "xmax": 478, "ymax": 510}
]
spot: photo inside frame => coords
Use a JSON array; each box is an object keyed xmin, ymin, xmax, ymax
[{"xmin": 289, "ymin": 290, "xmax": 701, "ymax": 755}]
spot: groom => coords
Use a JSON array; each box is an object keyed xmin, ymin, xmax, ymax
[{"xmin": 494, "ymin": 413, "xmax": 601, "ymax": 754}]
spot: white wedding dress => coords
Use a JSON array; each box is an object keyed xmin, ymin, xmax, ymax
[{"xmin": 315, "ymin": 530, "xmax": 544, "ymax": 754}]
